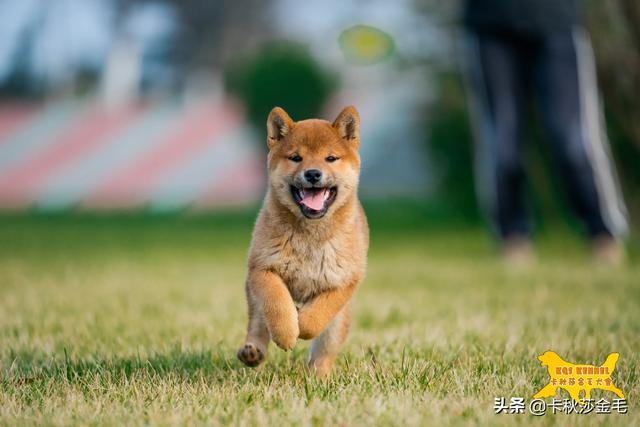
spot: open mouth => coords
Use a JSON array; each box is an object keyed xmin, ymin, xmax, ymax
[{"xmin": 290, "ymin": 186, "xmax": 337, "ymax": 219}]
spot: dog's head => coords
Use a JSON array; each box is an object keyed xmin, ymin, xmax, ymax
[
  {"xmin": 265, "ymin": 106, "xmax": 361, "ymax": 220},
  {"xmin": 538, "ymin": 351, "xmax": 563, "ymax": 367}
]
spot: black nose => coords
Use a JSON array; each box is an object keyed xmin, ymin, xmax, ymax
[{"xmin": 304, "ymin": 169, "xmax": 322, "ymax": 184}]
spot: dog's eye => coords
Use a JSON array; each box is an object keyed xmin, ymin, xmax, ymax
[
  {"xmin": 325, "ymin": 156, "xmax": 339, "ymax": 163},
  {"xmin": 288, "ymin": 154, "xmax": 303, "ymax": 162}
]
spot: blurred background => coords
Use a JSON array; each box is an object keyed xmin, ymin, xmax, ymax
[
  {"xmin": 0, "ymin": 0, "xmax": 637, "ymax": 232},
  {"xmin": 2, "ymin": 3, "xmax": 640, "ymax": 423}
]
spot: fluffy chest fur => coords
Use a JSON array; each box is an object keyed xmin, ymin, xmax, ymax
[
  {"xmin": 255, "ymin": 230, "xmax": 358, "ymax": 304},
  {"xmin": 283, "ymin": 233, "xmax": 358, "ymax": 303}
]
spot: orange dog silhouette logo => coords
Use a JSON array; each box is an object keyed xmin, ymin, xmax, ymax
[{"xmin": 534, "ymin": 351, "xmax": 625, "ymax": 402}]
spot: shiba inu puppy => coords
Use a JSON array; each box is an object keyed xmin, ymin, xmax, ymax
[{"xmin": 237, "ymin": 106, "xmax": 369, "ymax": 377}]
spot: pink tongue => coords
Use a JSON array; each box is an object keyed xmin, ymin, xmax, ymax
[{"xmin": 301, "ymin": 189, "xmax": 326, "ymax": 210}]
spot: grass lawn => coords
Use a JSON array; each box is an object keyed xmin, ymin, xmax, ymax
[{"xmin": 0, "ymin": 205, "xmax": 638, "ymax": 426}]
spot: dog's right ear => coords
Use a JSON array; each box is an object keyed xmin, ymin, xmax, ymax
[{"xmin": 267, "ymin": 107, "xmax": 294, "ymax": 149}]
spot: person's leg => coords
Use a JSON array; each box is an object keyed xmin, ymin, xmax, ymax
[
  {"xmin": 535, "ymin": 28, "xmax": 628, "ymax": 261},
  {"xmin": 463, "ymin": 31, "xmax": 532, "ymax": 249}
]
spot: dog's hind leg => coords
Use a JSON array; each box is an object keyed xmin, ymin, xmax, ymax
[
  {"xmin": 237, "ymin": 286, "xmax": 270, "ymax": 367},
  {"xmin": 308, "ymin": 302, "xmax": 351, "ymax": 377}
]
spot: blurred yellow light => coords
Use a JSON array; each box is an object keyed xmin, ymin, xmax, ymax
[{"xmin": 338, "ymin": 25, "xmax": 395, "ymax": 65}]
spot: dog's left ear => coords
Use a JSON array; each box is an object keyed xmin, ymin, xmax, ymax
[
  {"xmin": 267, "ymin": 107, "xmax": 294, "ymax": 150},
  {"xmin": 333, "ymin": 106, "xmax": 360, "ymax": 146}
]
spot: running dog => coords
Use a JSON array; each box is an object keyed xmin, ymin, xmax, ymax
[{"xmin": 237, "ymin": 106, "xmax": 369, "ymax": 377}]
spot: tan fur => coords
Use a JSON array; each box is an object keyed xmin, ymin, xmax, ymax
[{"xmin": 237, "ymin": 106, "xmax": 369, "ymax": 377}]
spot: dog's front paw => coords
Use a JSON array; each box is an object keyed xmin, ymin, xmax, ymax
[
  {"xmin": 269, "ymin": 322, "xmax": 299, "ymax": 351},
  {"xmin": 237, "ymin": 343, "xmax": 266, "ymax": 367}
]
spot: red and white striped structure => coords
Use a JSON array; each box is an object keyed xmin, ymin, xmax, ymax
[{"xmin": 0, "ymin": 99, "xmax": 264, "ymax": 211}]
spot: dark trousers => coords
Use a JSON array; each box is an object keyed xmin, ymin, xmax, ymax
[{"xmin": 463, "ymin": 28, "xmax": 628, "ymax": 240}]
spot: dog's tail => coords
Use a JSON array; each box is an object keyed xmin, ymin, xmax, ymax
[{"xmin": 601, "ymin": 352, "xmax": 620, "ymax": 372}]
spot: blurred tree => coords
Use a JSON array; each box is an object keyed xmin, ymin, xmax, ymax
[
  {"xmin": 225, "ymin": 42, "xmax": 337, "ymax": 140},
  {"xmin": 114, "ymin": 0, "xmax": 271, "ymax": 84},
  {"xmin": 174, "ymin": 0, "xmax": 271, "ymax": 70}
]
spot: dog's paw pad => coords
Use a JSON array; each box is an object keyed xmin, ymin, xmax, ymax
[{"xmin": 237, "ymin": 343, "xmax": 265, "ymax": 367}]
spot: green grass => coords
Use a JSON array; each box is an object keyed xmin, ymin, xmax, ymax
[{"xmin": 0, "ymin": 207, "xmax": 638, "ymax": 426}]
